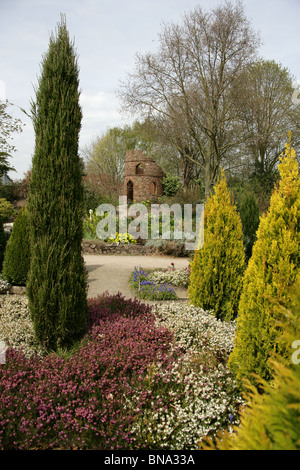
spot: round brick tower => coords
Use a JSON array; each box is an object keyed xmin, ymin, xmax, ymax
[{"xmin": 123, "ymin": 150, "xmax": 165, "ymax": 202}]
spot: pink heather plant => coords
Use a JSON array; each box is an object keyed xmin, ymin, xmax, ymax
[
  {"xmin": 0, "ymin": 293, "xmax": 179, "ymax": 450},
  {"xmin": 0, "ymin": 293, "xmax": 242, "ymax": 450}
]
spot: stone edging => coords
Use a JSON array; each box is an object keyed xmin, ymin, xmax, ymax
[{"xmin": 82, "ymin": 240, "xmax": 158, "ymax": 256}]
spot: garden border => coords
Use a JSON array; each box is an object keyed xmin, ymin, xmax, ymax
[{"xmin": 82, "ymin": 239, "xmax": 190, "ymax": 257}]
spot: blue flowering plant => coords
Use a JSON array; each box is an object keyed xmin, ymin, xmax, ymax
[{"xmin": 130, "ymin": 266, "xmax": 177, "ymax": 301}]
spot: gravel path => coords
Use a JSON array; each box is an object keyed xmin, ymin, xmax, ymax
[{"xmin": 84, "ymin": 254, "xmax": 190, "ymax": 304}]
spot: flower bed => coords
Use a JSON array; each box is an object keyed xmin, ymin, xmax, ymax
[
  {"xmin": 148, "ymin": 264, "xmax": 191, "ymax": 287},
  {"xmin": 129, "ymin": 266, "xmax": 178, "ymax": 301},
  {"xmin": 152, "ymin": 302, "xmax": 236, "ymax": 364},
  {"xmin": 0, "ymin": 293, "xmax": 243, "ymax": 450}
]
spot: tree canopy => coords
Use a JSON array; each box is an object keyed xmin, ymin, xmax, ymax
[
  {"xmin": 0, "ymin": 100, "xmax": 24, "ymax": 176},
  {"xmin": 118, "ymin": 1, "xmax": 260, "ymax": 198}
]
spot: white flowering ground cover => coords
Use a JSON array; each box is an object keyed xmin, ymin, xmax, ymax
[
  {"xmin": 153, "ymin": 301, "xmax": 236, "ymax": 358},
  {"xmin": 0, "ymin": 295, "xmax": 46, "ymax": 358},
  {"xmin": 148, "ymin": 265, "xmax": 190, "ymax": 287},
  {"xmin": 0, "ymin": 277, "xmax": 11, "ymax": 294},
  {"xmin": 0, "ymin": 294, "xmax": 243, "ymax": 449},
  {"xmin": 146, "ymin": 301, "xmax": 243, "ymax": 449}
]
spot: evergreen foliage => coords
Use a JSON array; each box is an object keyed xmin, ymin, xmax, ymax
[
  {"xmin": 239, "ymin": 191, "xmax": 260, "ymax": 262},
  {"xmin": 201, "ymin": 280, "xmax": 300, "ymax": 450},
  {"xmin": 228, "ymin": 137, "xmax": 300, "ymax": 387},
  {"xmin": 27, "ymin": 15, "xmax": 88, "ymax": 351},
  {"xmin": 188, "ymin": 170, "xmax": 245, "ymax": 321},
  {"xmin": 162, "ymin": 175, "xmax": 181, "ymax": 197},
  {"xmin": 0, "ymin": 217, "xmax": 6, "ymax": 271},
  {"xmin": 2, "ymin": 207, "xmax": 30, "ymax": 285},
  {"xmin": 0, "ymin": 198, "xmax": 15, "ymax": 221}
]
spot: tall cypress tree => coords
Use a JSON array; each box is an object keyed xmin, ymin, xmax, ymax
[{"xmin": 27, "ymin": 15, "xmax": 88, "ymax": 351}]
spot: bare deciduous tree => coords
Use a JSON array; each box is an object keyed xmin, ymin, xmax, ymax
[
  {"xmin": 118, "ymin": 1, "xmax": 260, "ymax": 198},
  {"xmin": 232, "ymin": 59, "xmax": 299, "ymax": 179}
]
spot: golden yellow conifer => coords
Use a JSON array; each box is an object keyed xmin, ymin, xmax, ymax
[
  {"xmin": 228, "ymin": 135, "xmax": 300, "ymax": 386},
  {"xmin": 189, "ymin": 170, "xmax": 245, "ymax": 321}
]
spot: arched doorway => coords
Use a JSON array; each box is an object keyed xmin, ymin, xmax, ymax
[
  {"xmin": 127, "ymin": 180, "xmax": 134, "ymax": 201},
  {"xmin": 149, "ymin": 181, "xmax": 157, "ymax": 195}
]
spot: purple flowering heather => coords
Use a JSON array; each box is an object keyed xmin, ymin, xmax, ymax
[
  {"xmin": 0, "ymin": 293, "xmax": 180, "ymax": 450},
  {"xmin": 0, "ymin": 293, "xmax": 243, "ymax": 450}
]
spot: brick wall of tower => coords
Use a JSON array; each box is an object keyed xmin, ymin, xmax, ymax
[{"xmin": 123, "ymin": 150, "xmax": 165, "ymax": 202}]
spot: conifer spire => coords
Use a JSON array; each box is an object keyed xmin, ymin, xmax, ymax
[
  {"xmin": 27, "ymin": 15, "xmax": 88, "ymax": 351},
  {"xmin": 228, "ymin": 135, "xmax": 300, "ymax": 387},
  {"xmin": 189, "ymin": 169, "xmax": 245, "ymax": 321}
]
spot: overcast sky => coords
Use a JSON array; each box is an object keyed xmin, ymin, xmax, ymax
[{"xmin": 1, "ymin": 0, "xmax": 300, "ymax": 179}]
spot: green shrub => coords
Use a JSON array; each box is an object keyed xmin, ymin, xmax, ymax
[
  {"xmin": 83, "ymin": 210, "xmax": 103, "ymax": 239},
  {"xmin": 228, "ymin": 138, "xmax": 300, "ymax": 387},
  {"xmin": 2, "ymin": 207, "xmax": 30, "ymax": 285},
  {"xmin": 188, "ymin": 170, "xmax": 245, "ymax": 321},
  {"xmin": 162, "ymin": 175, "xmax": 181, "ymax": 197},
  {"xmin": 202, "ymin": 280, "xmax": 300, "ymax": 450},
  {"xmin": 239, "ymin": 191, "xmax": 260, "ymax": 262},
  {"xmin": 0, "ymin": 218, "xmax": 6, "ymax": 271},
  {"xmin": 82, "ymin": 187, "xmax": 102, "ymax": 214},
  {"xmin": 0, "ymin": 198, "xmax": 15, "ymax": 221}
]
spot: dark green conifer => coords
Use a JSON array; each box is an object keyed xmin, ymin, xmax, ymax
[
  {"xmin": 0, "ymin": 218, "xmax": 6, "ymax": 271},
  {"xmin": 2, "ymin": 207, "xmax": 30, "ymax": 285},
  {"xmin": 239, "ymin": 192, "xmax": 260, "ymax": 262},
  {"xmin": 27, "ymin": 15, "xmax": 88, "ymax": 351}
]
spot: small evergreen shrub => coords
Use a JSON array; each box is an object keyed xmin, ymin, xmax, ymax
[
  {"xmin": 228, "ymin": 137, "xmax": 300, "ymax": 387},
  {"xmin": 0, "ymin": 276, "xmax": 11, "ymax": 294},
  {"xmin": 0, "ymin": 295, "xmax": 45, "ymax": 358},
  {"xmin": 149, "ymin": 264, "xmax": 191, "ymax": 287},
  {"xmin": 162, "ymin": 175, "xmax": 181, "ymax": 197},
  {"xmin": 2, "ymin": 207, "xmax": 30, "ymax": 286},
  {"xmin": 188, "ymin": 170, "xmax": 245, "ymax": 321},
  {"xmin": 0, "ymin": 198, "xmax": 15, "ymax": 222}
]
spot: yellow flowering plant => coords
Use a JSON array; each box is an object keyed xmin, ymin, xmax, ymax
[{"xmin": 107, "ymin": 232, "xmax": 137, "ymax": 244}]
